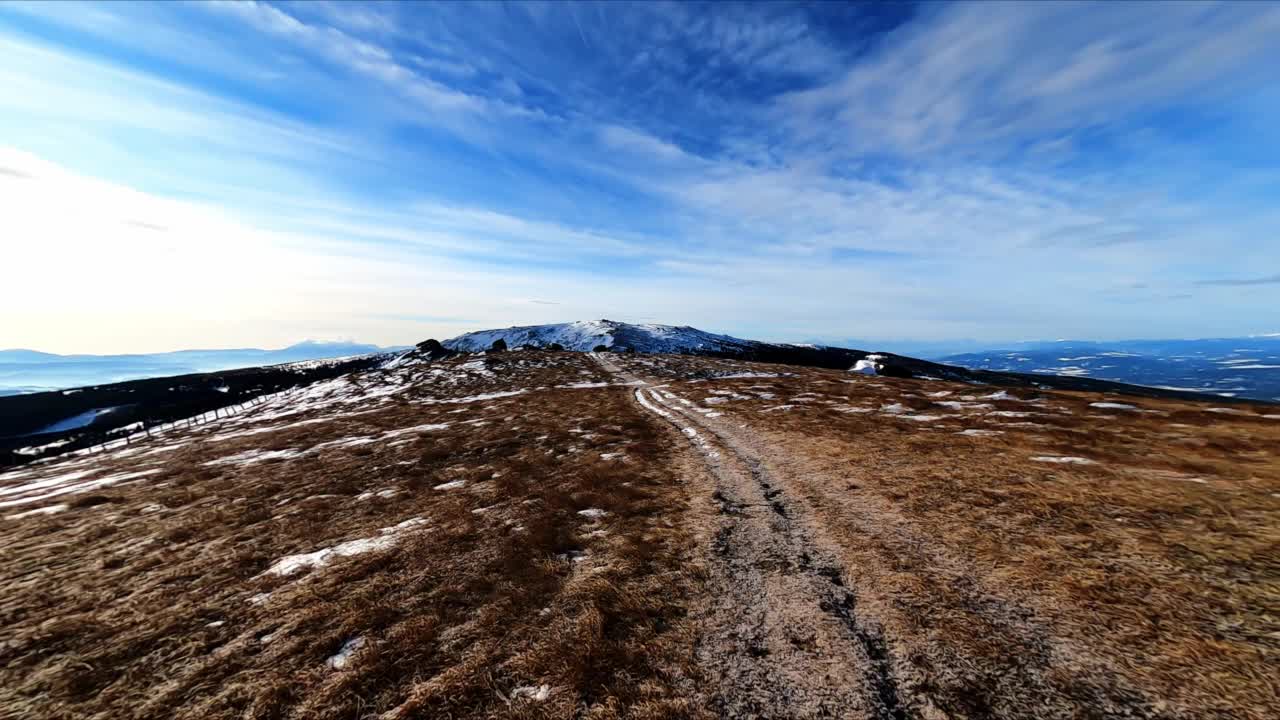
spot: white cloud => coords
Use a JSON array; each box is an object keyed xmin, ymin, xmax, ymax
[
  {"xmin": 782, "ymin": 2, "xmax": 1280, "ymax": 155},
  {"xmin": 202, "ymin": 0, "xmax": 532, "ymax": 120},
  {"xmin": 597, "ymin": 125, "xmax": 694, "ymax": 163},
  {"xmin": 3, "ymin": 1, "xmax": 1278, "ymax": 352}
]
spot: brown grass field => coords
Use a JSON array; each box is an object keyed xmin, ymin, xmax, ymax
[{"xmin": 2, "ymin": 350, "xmax": 1276, "ymax": 719}]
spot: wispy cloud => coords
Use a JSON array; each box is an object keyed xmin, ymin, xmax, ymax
[
  {"xmin": 1198, "ymin": 274, "xmax": 1280, "ymax": 286},
  {"xmin": 1, "ymin": 1, "xmax": 1277, "ymax": 351},
  {"xmin": 780, "ymin": 2, "xmax": 1280, "ymax": 156}
]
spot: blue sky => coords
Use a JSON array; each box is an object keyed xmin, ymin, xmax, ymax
[{"xmin": 1, "ymin": 1, "xmax": 1278, "ymax": 354}]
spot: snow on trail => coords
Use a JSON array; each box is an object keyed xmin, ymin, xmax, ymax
[{"xmin": 635, "ymin": 388, "xmax": 672, "ymax": 418}]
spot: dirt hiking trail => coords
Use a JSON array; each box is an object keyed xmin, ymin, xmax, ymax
[{"xmin": 592, "ymin": 353, "xmax": 914, "ymax": 720}]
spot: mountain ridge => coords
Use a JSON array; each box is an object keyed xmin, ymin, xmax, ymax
[{"xmin": 440, "ymin": 320, "xmax": 1272, "ymax": 404}]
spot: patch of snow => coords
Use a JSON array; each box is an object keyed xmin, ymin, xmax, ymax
[
  {"xmin": 510, "ymin": 684, "xmax": 552, "ymax": 702},
  {"xmin": 434, "ymin": 480, "xmax": 466, "ymax": 490},
  {"xmin": 204, "ymin": 448, "xmax": 304, "ymax": 466},
  {"xmin": 422, "ymin": 389, "xmax": 528, "ymax": 405},
  {"xmin": 0, "ymin": 468, "xmax": 161, "ymax": 507},
  {"xmin": 27, "ymin": 407, "xmax": 119, "ymax": 435},
  {"xmin": 635, "ymin": 388, "xmax": 671, "ymax": 418},
  {"xmin": 13, "ymin": 438, "xmax": 74, "ymax": 456},
  {"xmin": 1090, "ymin": 402, "xmax": 1137, "ymax": 411},
  {"xmin": 264, "ymin": 517, "xmax": 427, "ymax": 576},
  {"xmin": 1031, "ymin": 456, "xmax": 1097, "ymax": 465},
  {"xmin": 381, "ymin": 422, "xmax": 450, "ymax": 439},
  {"xmin": 5, "ymin": 503, "xmax": 69, "ymax": 519},
  {"xmin": 327, "ymin": 637, "xmax": 365, "ymax": 670},
  {"xmin": 356, "ymin": 488, "xmax": 399, "ymax": 501},
  {"xmin": 850, "ymin": 359, "xmax": 879, "ymax": 375},
  {"xmin": 577, "ymin": 508, "xmax": 608, "ymax": 519},
  {"xmin": 935, "ymin": 401, "xmax": 994, "ymax": 411},
  {"xmin": 0, "ymin": 468, "xmax": 96, "ymax": 497},
  {"xmin": 956, "ymin": 429, "xmax": 1002, "ymax": 437}
]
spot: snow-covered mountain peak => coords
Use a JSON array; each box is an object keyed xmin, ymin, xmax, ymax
[{"xmin": 441, "ymin": 320, "xmax": 757, "ymax": 354}]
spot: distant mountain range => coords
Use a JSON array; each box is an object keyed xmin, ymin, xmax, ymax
[
  {"xmin": 0, "ymin": 341, "xmax": 404, "ymax": 395},
  {"xmin": 8, "ymin": 324, "xmax": 1277, "ymax": 402},
  {"xmin": 441, "ymin": 320, "xmax": 1269, "ymax": 403},
  {"xmin": 940, "ymin": 336, "xmax": 1280, "ymax": 402},
  {"xmin": 6, "ymin": 321, "xmax": 1272, "ymax": 467}
]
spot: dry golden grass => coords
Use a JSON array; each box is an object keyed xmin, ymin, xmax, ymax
[
  {"xmin": 623, "ymin": 354, "xmax": 1279, "ymax": 719},
  {"xmin": 0, "ymin": 353, "xmax": 707, "ymax": 720},
  {"xmin": 5, "ymin": 349, "xmax": 1277, "ymax": 719}
]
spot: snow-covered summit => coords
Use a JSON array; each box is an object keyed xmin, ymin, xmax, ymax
[{"xmin": 442, "ymin": 320, "xmax": 767, "ymax": 354}]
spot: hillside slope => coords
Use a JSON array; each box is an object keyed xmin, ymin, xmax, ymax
[{"xmin": 2, "ymin": 349, "xmax": 1276, "ymax": 718}]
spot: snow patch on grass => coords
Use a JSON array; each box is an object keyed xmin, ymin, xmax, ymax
[
  {"xmin": 5, "ymin": 503, "xmax": 69, "ymax": 519},
  {"xmin": 1031, "ymin": 455, "xmax": 1097, "ymax": 465},
  {"xmin": 1090, "ymin": 402, "xmax": 1137, "ymax": 411},
  {"xmin": 327, "ymin": 637, "xmax": 365, "ymax": 670},
  {"xmin": 265, "ymin": 517, "xmax": 427, "ymax": 576}
]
